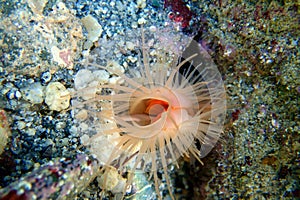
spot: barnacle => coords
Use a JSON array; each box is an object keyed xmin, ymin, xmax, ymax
[{"xmin": 74, "ymin": 28, "xmax": 226, "ymax": 199}]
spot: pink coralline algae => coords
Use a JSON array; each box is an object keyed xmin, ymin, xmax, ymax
[
  {"xmin": 0, "ymin": 154, "xmax": 99, "ymax": 200},
  {"xmin": 164, "ymin": 0, "xmax": 194, "ymax": 28}
]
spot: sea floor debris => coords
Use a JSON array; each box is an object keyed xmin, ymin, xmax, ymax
[{"xmin": 0, "ymin": 0, "xmax": 299, "ymax": 199}]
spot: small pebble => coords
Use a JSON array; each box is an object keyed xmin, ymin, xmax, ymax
[
  {"xmin": 127, "ymin": 55, "xmax": 137, "ymax": 63},
  {"xmin": 149, "ymin": 25, "xmax": 157, "ymax": 32},
  {"xmin": 56, "ymin": 122, "xmax": 66, "ymax": 130},
  {"xmin": 16, "ymin": 121, "xmax": 26, "ymax": 130},
  {"xmin": 6, "ymin": 89, "xmax": 15, "ymax": 100},
  {"xmin": 40, "ymin": 71, "xmax": 52, "ymax": 84},
  {"xmin": 126, "ymin": 41, "xmax": 135, "ymax": 51},
  {"xmin": 15, "ymin": 90, "xmax": 22, "ymax": 99},
  {"xmin": 27, "ymin": 128, "xmax": 36, "ymax": 136},
  {"xmin": 138, "ymin": 17, "xmax": 146, "ymax": 25}
]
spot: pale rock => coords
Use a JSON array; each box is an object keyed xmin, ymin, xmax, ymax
[
  {"xmin": 78, "ymin": 122, "xmax": 89, "ymax": 132},
  {"xmin": 137, "ymin": 0, "xmax": 146, "ymax": 9},
  {"xmin": 75, "ymin": 109, "xmax": 88, "ymax": 121},
  {"xmin": 22, "ymin": 82, "xmax": 44, "ymax": 104},
  {"xmin": 89, "ymin": 133, "xmax": 119, "ymax": 164},
  {"xmin": 27, "ymin": 128, "xmax": 36, "ymax": 136},
  {"xmin": 45, "ymin": 82, "xmax": 70, "ymax": 111},
  {"xmin": 81, "ymin": 15, "xmax": 103, "ymax": 43},
  {"xmin": 80, "ymin": 134, "xmax": 90, "ymax": 146},
  {"xmin": 149, "ymin": 25, "xmax": 157, "ymax": 32},
  {"xmin": 138, "ymin": 17, "xmax": 146, "ymax": 25},
  {"xmin": 27, "ymin": 0, "xmax": 48, "ymax": 15},
  {"xmin": 126, "ymin": 41, "xmax": 135, "ymax": 51},
  {"xmin": 74, "ymin": 69, "xmax": 95, "ymax": 90},
  {"xmin": 107, "ymin": 61, "xmax": 125, "ymax": 75},
  {"xmin": 127, "ymin": 55, "xmax": 137, "ymax": 63},
  {"xmin": 93, "ymin": 70, "xmax": 109, "ymax": 84},
  {"xmin": 97, "ymin": 167, "xmax": 126, "ymax": 193},
  {"xmin": 51, "ymin": 46, "xmax": 73, "ymax": 68},
  {"xmin": 80, "ymin": 80, "xmax": 99, "ymax": 100},
  {"xmin": 109, "ymin": 76, "xmax": 123, "ymax": 85}
]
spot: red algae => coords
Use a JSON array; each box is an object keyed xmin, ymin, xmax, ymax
[{"xmin": 164, "ymin": 0, "xmax": 194, "ymax": 28}]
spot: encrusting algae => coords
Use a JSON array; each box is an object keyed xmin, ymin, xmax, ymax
[{"xmin": 72, "ymin": 27, "xmax": 226, "ymax": 199}]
